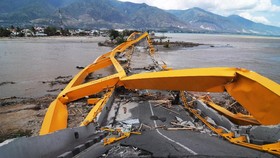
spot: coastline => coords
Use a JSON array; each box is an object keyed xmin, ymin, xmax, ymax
[
  {"xmin": 1, "ymin": 33, "xmax": 279, "ymax": 143},
  {"xmin": 0, "ymin": 36, "xmax": 108, "ymax": 43}
]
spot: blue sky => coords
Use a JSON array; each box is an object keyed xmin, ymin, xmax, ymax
[{"xmin": 118, "ymin": 0, "xmax": 280, "ymax": 27}]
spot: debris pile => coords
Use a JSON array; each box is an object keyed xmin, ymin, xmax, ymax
[
  {"xmin": 190, "ymin": 92, "xmax": 249, "ymax": 115},
  {"xmin": 42, "ymin": 75, "xmax": 72, "ymax": 87},
  {"xmin": 0, "ymin": 81, "xmax": 16, "ymax": 87},
  {"xmin": 153, "ymin": 41, "xmax": 202, "ymax": 48},
  {"xmin": 100, "ymin": 144, "xmax": 152, "ymax": 158}
]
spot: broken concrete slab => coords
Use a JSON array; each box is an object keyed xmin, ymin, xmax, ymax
[
  {"xmin": 121, "ymin": 119, "xmax": 140, "ymax": 125},
  {"xmin": 239, "ymin": 125, "xmax": 280, "ymax": 144},
  {"xmin": 175, "ymin": 116, "xmax": 183, "ymax": 123},
  {"xmin": 194, "ymin": 100, "xmax": 236, "ymax": 131}
]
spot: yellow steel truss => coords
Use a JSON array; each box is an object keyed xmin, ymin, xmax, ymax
[
  {"xmin": 39, "ymin": 32, "xmax": 280, "ymax": 155},
  {"xmin": 180, "ymin": 91, "xmax": 280, "ymax": 156}
]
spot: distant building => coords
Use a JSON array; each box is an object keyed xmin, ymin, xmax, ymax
[
  {"xmin": 34, "ymin": 26, "xmax": 45, "ymax": 33},
  {"xmin": 21, "ymin": 29, "xmax": 33, "ymax": 37},
  {"xmin": 90, "ymin": 30, "xmax": 99, "ymax": 36},
  {"xmin": 115, "ymin": 29, "xmax": 124, "ymax": 32},
  {"xmin": 35, "ymin": 32, "xmax": 47, "ymax": 36}
]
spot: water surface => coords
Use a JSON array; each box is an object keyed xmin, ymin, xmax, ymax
[
  {"xmin": 0, "ymin": 37, "xmax": 111, "ymax": 98},
  {"xmin": 0, "ymin": 34, "xmax": 279, "ymax": 98},
  {"xmin": 156, "ymin": 33, "xmax": 280, "ymax": 84}
]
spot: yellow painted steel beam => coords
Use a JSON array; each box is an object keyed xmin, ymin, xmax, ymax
[
  {"xmin": 40, "ymin": 72, "xmax": 119, "ymax": 135},
  {"xmin": 180, "ymin": 91, "xmax": 280, "ymax": 156},
  {"xmin": 87, "ymin": 98, "xmax": 101, "ymax": 105},
  {"xmin": 225, "ymin": 70, "xmax": 280, "ymax": 125},
  {"xmin": 94, "ymin": 51, "xmax": 112, "ymax": 63},
  {"xmin": 40, "ymin": 99, "xmax": 68, "ymax": 135},
  {"xmin": 81, "ymin": 98, "xmax": 105, "ymax": 126},
  {"xmin": 59, "ymin": 74, "xmax": 119, "ymax": 103},
  {"xmin": 63, "ymin": 57, "xmax": 112, "ymax": 91},
  {"xmin": 108, "ymin": 32, "xmax": 149, "ymax": 76},
  {"xmin": 121, "ymin": 67, "xmax": 280, "ymax": 125},
  {"xmin": 201, "ymin": 98, "xmax": 260, "ymax": 125},
  {"xmin": 80, "ymin": 88, "xmax": 114, "ymax": 126},
  {"xmin": 110, "ymin": 56, "xmax": 126, "ymax": 77},
  {"xmin": 121, "ymin": 67, "xmax": 236, "ymax": 92},
  {"xmin": 87, "ymin": 58, "xmax": 113, "ymax": 73},
  {"xmin": 40, "ymin": 32, "xmax": 151, "ymax": 135},
  {"xmin": 127, "ymin": 32, "xmax": 140, "ymax": 41}
]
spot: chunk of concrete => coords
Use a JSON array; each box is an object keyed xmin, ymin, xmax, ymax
[
  {"xmin": 194, "ymin": 100, "xmax": 236, "ymax": 131},
  {"xmin": 249, "ymin": 125, "xmax": 280, "ymax": 144}
]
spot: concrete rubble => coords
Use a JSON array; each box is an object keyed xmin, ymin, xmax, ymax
[{"xmin": 100, "ymin": 144, "xmax": 152, "ymax": 158}]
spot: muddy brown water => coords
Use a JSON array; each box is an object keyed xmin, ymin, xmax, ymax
[
  {"xmin": 156, "ymin": 33, "xmax": 280, "ymax": 84},
  {"xmin": 0, "ymin": 37, "xmax": 111, "ymax": 98},
  {"xmin": 1, "ymin": 34, "xmax": 280, "ymax": 98}
]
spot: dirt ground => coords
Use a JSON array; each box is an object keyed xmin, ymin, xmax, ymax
[
  {"xmin": 0, "ymin": 95, "xmax": 55, "ymax": 142},
  {"xmin": 0, "ymin": 95, "xmax": 97, "ymax": 143}
]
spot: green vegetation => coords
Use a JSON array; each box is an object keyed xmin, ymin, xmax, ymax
[
  {"xmin": 109, "ymin": 29, "xmax": 137, "ymax": 44},
  {"xmin": 109, "ymin": 29, "xmax": 120, "ymax": 40},
  {"xmin": 44, "ymin": 26, "xmax": 70, "ymax": 36},
  {"xmin": 0, "ymin": 27, "xmax": 11, "ymax": 37},
  {"xmin": 60, "ymin": 28, "xmax": 70, "ymax": 36},
  {"xmin": 31, "ymin": 26, "xmax": 36, "ymax": 34},
  {"xmin": 44, "ymin": 26, "xmax": 57, "ymax": 36}
]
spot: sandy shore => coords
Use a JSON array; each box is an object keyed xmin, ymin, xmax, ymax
[{"xmin": 0, "ymin": 35, "xmax": 109, "ymax": 42}]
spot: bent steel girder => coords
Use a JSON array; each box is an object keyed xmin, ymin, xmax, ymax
[
  {"xmin": 121, "ymin": 67, "xmax": 236, "ymax": 92},
  {"xmin": 39, "ymin": 99, "xmax": 68, "ymax": 135},
  {"xmin": 200, "ymin": 98, "xmax": 260, "ymax": 125},
  {"xmin": 120, "ymin": 68, "xmax": 280, "ymax": 125},
  {"xmin": 39, "ymin": 32, "xmax": 280, "ymax": 155},
  {"xmin": 225, "ymin": 70, "xmax": 280, "ymax": 125},
  {"xmin": 40, "ymin": 32, "xmax": 150, "ymax": 135},
  {"xmin": 40, "ymin": 31, "xmax": 280, "ymax": 135}
]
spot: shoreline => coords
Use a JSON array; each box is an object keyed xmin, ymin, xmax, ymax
[
  {"xmin": 0, "ymin": 94, "xmax": 92, "ymax": 142},
  {"xmin": 0, "ymin": 36, "xmax": 108, "ymax": 42}
]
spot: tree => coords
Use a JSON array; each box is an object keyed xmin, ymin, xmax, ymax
[
  {"xmin": 44, "ymin": 26, "xmax": 57, "ymax": 36},
  {"xmin": 122, "ymin": 29, "xmax": 137, "ymax": 37},
  {"xmin": 109, "ymin": 29, "xmax": 119, "ymax": 40},
  {"xmin": 15, "ymin": 27, "xmax": 24, "ymax": 37},
  {"xmin": 61, "ymin": 28, "xmax": 70, "ymax": 36},
  {"xmin": 31, "ymin": 26, "xmax": 36, "ymax": 34},
  {"xmin": 0, "ymin": 27, "xmax": 11, "ymax": 37},
  {"xmin": 17, "ymin": 32, "xmax": 24, "ymax": 37},
  {"xmin": 16, "ymin": 27, "xmax": 21, "ymax": 32}
]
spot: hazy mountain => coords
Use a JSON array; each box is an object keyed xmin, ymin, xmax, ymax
[
  {"xmin": 57, "ymin": 0, "xmax": 188, "ymax": 29},
  {"xmin": 0, "ymin": 0, "xmax": 78, "ymax": 25},
  {"xmin": 0, "ymin": 0, "xmax": 188, "ymax": 29},
  {"xmin": 168, "ymin": 7, "xmax": 280, "ymax": 35},
  {"xmin": 167, "ymin": 8, "xmax": 235, "ymax": 32},
  {"xmin": 227, "ymin": 15, "xmax": 280, "ymax": 35},
  {"xmin": 1, "ymin": 0, "xmax": 280, "ymax": 35}
]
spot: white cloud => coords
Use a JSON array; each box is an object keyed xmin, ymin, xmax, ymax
[
  {"xmin": 118, "ymin": 0, "xmax": 280, "ymax": 26},
  {"xmin": 253, "ymin": 0, "xmax": 280, "ymax": 11},
  {"xmin": 239, "ymin": 12, "xmax": 271, "ymax": 24},
  {"xmin": 118, "ymin": 0, "xmax": 280, "ymax": 12}
]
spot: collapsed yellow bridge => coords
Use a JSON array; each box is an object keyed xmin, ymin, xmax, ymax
[{"xmin": 40, "ymin": 32, "xmax": 280, "ymax": 155}]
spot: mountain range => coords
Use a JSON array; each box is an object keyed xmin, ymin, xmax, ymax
[{"xmin": 1, "ymin": 0, "xmax": 280, "ymax": 36}]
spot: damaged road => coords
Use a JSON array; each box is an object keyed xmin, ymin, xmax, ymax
[{"xmin": 77, "ymin": 89, "xmax": 276, "ymax": 157}]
